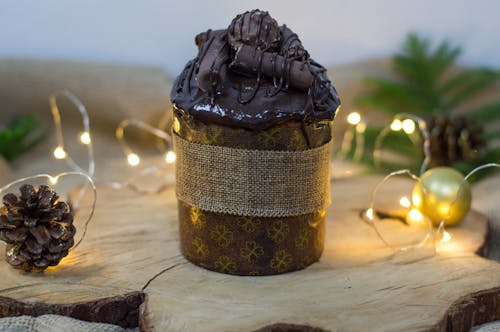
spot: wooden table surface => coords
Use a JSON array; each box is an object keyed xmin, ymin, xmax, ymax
[{"xmin": 0, "ymin": 172, "xmax": 499, "ymax": 332}]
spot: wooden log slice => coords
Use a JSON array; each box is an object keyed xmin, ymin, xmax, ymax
[{"xmin": 0, "ymin": 174, "xmax": 497, "ymax": 331}]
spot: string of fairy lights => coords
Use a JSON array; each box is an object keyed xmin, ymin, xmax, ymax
[
  {"xmin": 343, "ymin": 110, "xmax": 499, "ymax": 258},
  {"xmin": 50, "ymin": 90, "xmax": 95, "ymax": 177},
  {"xmin": 115, "ymin": 118, "xmax": 176, "ymax": 167},
  {"xmin": 46, "ymin": 94, "xmax": 500, "ymax": 258},
  {"xmin": 49, "ymin": 90, "xmax": 176, "ymax": 195},
  {"xmin": 3, "ymin": 89, "xmax": 498, "ymax": 259},
  {"xmin": 1, "ymin": 90, "xmax": 175, "ymax": 250}
]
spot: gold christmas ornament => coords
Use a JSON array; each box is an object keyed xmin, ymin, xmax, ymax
[{"xmin": 412, "ymin": 167, "xmax": 471, "ymax": 227}]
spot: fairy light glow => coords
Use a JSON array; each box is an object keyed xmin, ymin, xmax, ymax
[
  {"xmin": 407, "ymin": 208, "xmax": 424, "ymax": 224},
  {"xmin": 402, "ymin": 119, "xmax": 416, "ymax": 134},
  {"xmin": 49, "ymin": 90, "xmax": 95, "ymax": 177},
  {"xmin": 347, "ymin": 112, "xmax": 361, "ymax": 125},
  {"xmin": 47, "ymin": 90, "xmax": 178, "ymax": 197},
  {"xmin": 113, "ymin": 117, "xmax": 177, "ymax": 194},
  {"xmin": 390, "ymin": 119, "xmax": 403, "ymax": 131},
  {"xmin": 80, "ymin": 132, "xmax": 91, "ymax": 145},
  {"xmin": 365, "ymin": 114, "xmax": 499, "ymax": 260},
  {"xmin": 165, "ymin": 151, "xmax": 176, "ymax": 164},
  {"xmin": 365, "ymin": 208, "xmax": 374, "ymax": 221},
  {"xmin": 412, "ymin": 192, "xmax": 422, "ymax": 207},
  {"xmin": 399, "ymin": 196, "xmax": 411, "ymax": 208},
  {"xmin": 127, "ymin": 153, "xmax": 141, "ymax": 166},
  {"xmin": 441, "ymin": 231, "xmax": 451, "ymax": 243},
  {"xmin": 116, "ymin": 118, "xmax": 174, "ymax": 168},
  {"xmin": 49, "ymin": 176, "xmax": 58, "ymax": 185},
  {"xmin": 374, "ymin": 113, "xmax": 430, "ymax": 175},
  {"xmin": 53, "ymin": 147, "xmax": 67, "ymax": 160}
]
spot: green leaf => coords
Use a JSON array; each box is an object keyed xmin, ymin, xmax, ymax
[
  {"xmin": 353, "ymin": 32, "xmax": 500, "ymax": 173},
  {"xmin": 0, "ymin": 114, "xmax": 48, "ymax": 161},
  {"xmin": 392, "ymin": 34, "xmax": 460, "ymax": 107}
]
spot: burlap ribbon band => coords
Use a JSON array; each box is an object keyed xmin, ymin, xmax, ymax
[{"xmin": 173, "ymin": 133, "xmax": 332, "ymax": 217}]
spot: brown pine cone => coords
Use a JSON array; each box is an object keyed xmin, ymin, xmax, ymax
[
  {"xmin": 427, "ymin": 114, "xmax": 487, "ymax": 166},
  {"xmin": 0, "ymin": 184, "xmax": 75, "ymax": 272}
]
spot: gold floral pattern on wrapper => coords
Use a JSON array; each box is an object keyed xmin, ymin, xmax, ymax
[{"xmin": 174, "ymin": 110, "xmax": 331, "ymax": 275}]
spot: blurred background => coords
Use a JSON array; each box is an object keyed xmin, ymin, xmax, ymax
[
  {"xmin": 0, "ymin": 2, "xmax": 499, "ymax": 331},
  {"xmin": 1, "ymin": 0, "xmax": 499, "ymax": 73},
  {"xmin": 0, "ymin": 0, "xmax": 498, "ymax": 165},
  {"xmin": 0, "ymin": 0, "xmax": 499, "ymax": 177}
]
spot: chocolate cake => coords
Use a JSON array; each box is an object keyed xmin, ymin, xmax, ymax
[{"xmin": 171, "ymin": 10, "xmax": 340, "ymax": 275}]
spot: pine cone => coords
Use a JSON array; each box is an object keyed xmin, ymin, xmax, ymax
[
  {"xmin": 0, "ymin": 184, "xmax": 75, "ymax": 272},
  {"xmin": 427, "ymin": 114, "xmax": 487, "ymax": 166}
]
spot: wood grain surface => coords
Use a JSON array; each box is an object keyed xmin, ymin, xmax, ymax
[{"xmin": 0, "ymin": 171, "xmax": 498, "ymax": 332}]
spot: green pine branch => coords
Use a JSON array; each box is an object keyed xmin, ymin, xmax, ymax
[
  {"xmin": 0, "ymin": 114, "xmax": 48, "ymax": 161},
  {"xmin": 355, "ymin": 33, "xmax": 500, "ymax": 116},
  {"xmin": 348, "ymin": 32, "xmax": 500, "ymax": 179}
]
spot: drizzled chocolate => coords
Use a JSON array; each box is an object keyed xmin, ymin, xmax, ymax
[{"xmin": 171, "ymin": 9, "xmax": 340, "ymax": 130}]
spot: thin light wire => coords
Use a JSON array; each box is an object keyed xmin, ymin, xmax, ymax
[
  {"xmin": 368, "ymin": 111, "xmax": 498, "ymax": 257},
  {"xmin": 368, "ymin": 113, "xmax": 439, "ymax": 255},
  {"xmin": 116, "ymin": 119, "xmax": 172, "ymax": 157},
  {"xmin": 107, "ymin": 166, "xmax": 174, "ymax": 195},
  {"xmin": 373, "ymin": 113, "xmax": 430, "ymax": 175},
  {"xmin": 49, "ymin": 90, "xmax": 95, "ymax": 177},
  {"xmin": 114, "ymin": 118, "xmax": 175, "ymax": 195},
  {"xmin": 435, "ymin": 163, "xmax": 500, "ymax": 247},
  {"xmin": 363, "ymin": 169, "xmax": 432, "ymax": 250},
  {"xmin": 49, "ymin": 90, "xmax": 175, "ymax": 195}
]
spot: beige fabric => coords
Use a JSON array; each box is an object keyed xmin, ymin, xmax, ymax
[
  {"xmin": 0, "ymin": 315, "xmax": 136, "ymax": 332},
  {"xmin": 174, "ymin": 133, "xmax": 333, "ymax": 217},
  {"xmin": 0, "ymin": 58, "xmax": 173, "ymax": 129}
]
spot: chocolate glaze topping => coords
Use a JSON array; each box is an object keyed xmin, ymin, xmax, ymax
[{"xmin": 171, "ymin": 9, "xmax": 341, "ymax": 130}]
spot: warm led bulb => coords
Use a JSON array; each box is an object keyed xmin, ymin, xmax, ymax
[
  {"xmin": 390, "ymin": 119, "xmax": 402, "ymax": 131},
  {"xmin": 165, "ymin": 150, "xmax": 176, "ymax": 164},
  {"xmin": 365, "ymin": 208, "xmax": 374, "ymax": 220},
  {"xmin": 53, "ymin": 147, "xmax": 67, "ymax": 159},
  {"xmin": 127, "ymin": 153, "xmax": 140, "ymax": 166},
  {"xmin": 347, "ymin": 112, "xmax": 361, "ymax": 125},
  {"xmin": 407, "ymin": 208, "xmax": 424, "ymax": 224},
  {"xmin": 411, "ymin": 191, "xmax": 422, "ymax": 207},
  {"xmin": 402, "ymin": 119, "xmax": 416, "ymax": 134},
  {"xmin": 49, "ymin": 176, "xmax": 58, "ymax": 185},
  {"xmin": 80, "ymin": 131, "xmax": 91, "ymax": 145},
  {"xmin": 441, "ymin": 231, "xmax": 452, "ymax": 243},
  {"xmin": 399, "ymin": 196, "xmax": 411, "ymax": 208}
]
